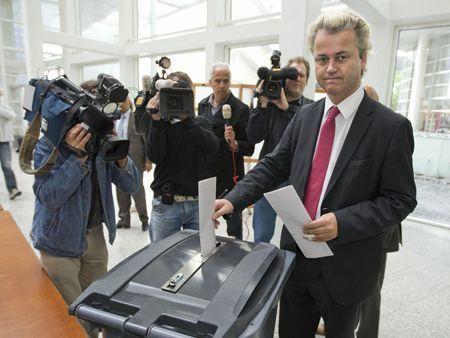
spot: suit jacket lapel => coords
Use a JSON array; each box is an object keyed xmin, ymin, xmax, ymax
[{"xmin": 324, "ymin": 94, "xmax": 374, "ymax": 198}]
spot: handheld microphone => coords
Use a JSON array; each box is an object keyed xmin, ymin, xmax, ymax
[
  {"xmin": 222, "ymin": 104, "xmax": 232, "ymax": 126},
  {"xmin": 134, "ymin": 75, "xmax": 153, "ymax": 134},
  {"xmin": 155, "ymin": 79, "xmax": 174, "ymax": 91}
]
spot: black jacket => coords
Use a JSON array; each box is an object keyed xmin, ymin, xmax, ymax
[
  {"xmin": 198, "ymin": 93, "xmax": 254, "ymax": 192},
  {"xmin": 226, "ymin": 94, "xmax": 417, "ymax": 305},
  {"xmin": 247, "ymin": 95, "xmax": 313, "ymax": 159},
  {"xmin": 146, "ymin": 116, "xmax": 219, "ymax": 196}
]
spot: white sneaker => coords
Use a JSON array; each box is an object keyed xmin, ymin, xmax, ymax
[{"xmin": 9, "ymin": 188, "xmax": 22, "ymax": 200}]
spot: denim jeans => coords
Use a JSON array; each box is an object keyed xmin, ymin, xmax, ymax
[
  {"xmin": 252, "ymin": 182, "xmax": 288, "ymax": 243},
  {"xmin": 252, "ymin": 196, "xmax": 277, "ymax": 243},
  {"xmin": 149, "ymin": 196, "xmax": 199, "ymax": 242},
  {"xmin": 0, "ymin": 142, "xmax": 18, "ymax": 193}
]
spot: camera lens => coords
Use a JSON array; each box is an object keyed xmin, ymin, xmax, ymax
[{"xmin": 267, "ymin": 83, "xmax": 278, "ymax": 93}]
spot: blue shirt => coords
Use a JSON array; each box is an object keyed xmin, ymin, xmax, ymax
[{"xmin": 30, "ymin": 137, "xmax": 141, "ymax": 257}]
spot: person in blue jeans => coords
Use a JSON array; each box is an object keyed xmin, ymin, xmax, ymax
[
  {"xmin": 31, "ymin": 123, "xmax": 140, "ymax": 337},
  {"xmin": 145, "ymin": 72, "xmax": 219, "ymax": 242},
  {"xmin": 247, "ymin": 56, "xmax": 314, "ymax": 243},
  {"xmin": 0, "ymin": 90, "xmax": 22, "ymax": 200}
]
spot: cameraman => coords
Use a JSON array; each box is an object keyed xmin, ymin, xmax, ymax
[
  {"xmin": 247, "ymin": 56, "xmax": 313, "ymax": 243},
  {"xmin": 198, "ymin": 63, "xmax": 254, "ymax": 240},
  {"xmin": 31, "ymin": 123, "xmax": 140, "ymax": 336},
  {"xmin": 145, "ymin": 71, "xmax": 219, "ymax": 242}
]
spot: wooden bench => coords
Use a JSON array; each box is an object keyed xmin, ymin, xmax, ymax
[{"xmin": 0, "ymin": 210, "xmax": 86, "ymax": 337}]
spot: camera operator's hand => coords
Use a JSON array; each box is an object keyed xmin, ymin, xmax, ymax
[
  {"xmin": 255, "ymin": 81, "xmax": 269, "ymax": 108},
  {"xmin": 65, "ymin": 124, "xmax": 90, "ymax": 162},
  {"xmin": 146, "ymin": 92, "xmax": 162, "ymax": 121},
  {"xmin": 224, "ymin": 126, "xmax": 238, "ymax": 151},
  {"xmin": 145, "ymin": 160, "xmax": 152, "ymax": 172},
  {"xmin": 119, "ymin": 97, "xmax": 131, "ymax": 113},
  {"xmin": 269, "ymin": 88, "xmax": 289, "ymax": 111}
]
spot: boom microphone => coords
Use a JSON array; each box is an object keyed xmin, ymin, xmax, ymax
[{"xmin": 155, "ymin": 79, "xmax": 174, "ymax": 91}]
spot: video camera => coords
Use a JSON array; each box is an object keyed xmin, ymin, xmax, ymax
[
  {"xmin": 255, "ymin": 50, "xmax": 299, "ymax": 100},
  {"xmin": 134, "ymin": 56, "xmax": 194, "ymax": 133},
  {"xmin": 23, "ymin": 75, "xmax": 130, "ymax": 162}
]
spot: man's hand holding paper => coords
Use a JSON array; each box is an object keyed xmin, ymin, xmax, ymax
[{"xmin": 303, "ymin": 212, "xmax": 338, "ymax": 242}]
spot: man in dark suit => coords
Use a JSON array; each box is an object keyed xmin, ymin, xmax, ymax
[
  {"xmin": 115, "ymin": 96, "xmax": 152, "ymax": 231},
  {"xmin": 198, "ymin": 63, "xmax": 254, "ymax": 239},
  {"xmin": 213, "ymin": 9, "xmax": 417, "ymax": 338}
]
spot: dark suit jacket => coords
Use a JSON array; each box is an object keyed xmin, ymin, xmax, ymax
[
  {"xmin": 198, "ymin": 93, "xmax": 254, "ymax": 193},
  {"xmin": 126, "ymin": 111, "xmax": 147, "ymax": 172},
  {"xmin": 226, "ymin": 93, "xmax": 417, "ymax": 305}
]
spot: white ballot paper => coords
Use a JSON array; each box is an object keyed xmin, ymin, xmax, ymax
[
  {"xmin": 198, "ymin": 177, "xmax": 217, "ymax": 257},
  {"xmin": 264, "ymin": 185, "xmax": 333, "ymax": 258}
]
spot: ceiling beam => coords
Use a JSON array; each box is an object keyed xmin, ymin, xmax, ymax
[{"xmin": 42, "ymin": 30, "xmax": 123, "ymax": 56}]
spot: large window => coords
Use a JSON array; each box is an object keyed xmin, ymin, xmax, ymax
[
  {"xmin": 229, "ymin": 43, "xmax": 279, "ymax": 84},
  {"xmin": 229, "ymin": 0, "xmax": 281, "ymax": 21},
  {"xmin": 138, "ymin": 50, "xmax": 206, "ymax": 88},
  {"xmin": 138, "ymin": 0, "xmax": 206, "ymax": 39},
  {"xmin": 391, "ymin": 26, "xmax": 450, "ymax": 133},
  {"xmin": 42, "ymin": 43, "xmax": 63, "ymax": 62},
  {"xmin": 41, "ymin": 0, "xmax": 61, "ymax": 32},
  {"xmin": 391, "ymin": 26, "xmax": 450, "ymax": 225},
  {"xmin": 82, "ymin": 62, "xmax": 120, "ymax": 82},
  {"xmin": 79, "ymin": 0, "xmax": 119, "ymax": 43}
]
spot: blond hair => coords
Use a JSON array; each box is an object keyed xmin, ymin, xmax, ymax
[{"xmin": 307, "ymin": 9, "xmax": 371, "ymax": 72}]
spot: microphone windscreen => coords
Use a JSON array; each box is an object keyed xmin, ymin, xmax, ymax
[
  {"xmin": 155, "ymin": 79, "xmax": 174, "ymax": 91},
  {"xmin": 222, "ymin": 104, "xmax": 232, "ymax": 120},
  {"xmin": 257, "ymin": 67, "xmax": 271, "ymax": 81},
  {"xmin": 142, "ymin": 75, "xmax": 152, "ymax": 92}
]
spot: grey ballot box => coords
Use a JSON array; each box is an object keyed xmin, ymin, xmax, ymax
[{"xmin": 69, "ymin": 230, "xmax": 295, "ymax": 338}]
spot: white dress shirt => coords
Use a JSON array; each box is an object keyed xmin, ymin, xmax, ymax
[
  {"xmin": 115, "ymin": 110, "xmax": 130, "ymax": 139},
  {"xmin": 315, "ymin": 85, "xmax": 364, "ymax": 219}
]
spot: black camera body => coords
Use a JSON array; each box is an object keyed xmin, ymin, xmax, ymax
[
  {"xmin": 261, "ymin": 79, "xmax": 283, "ymax": 100},
  {"xmin": 255, "ymin": 50, "xmax": 299, "ymax": 100},
  {"xmin": 97, "ymin": 73, "xmax": 129, "ymax": 105},
  {"xmin": 256, "ymin": 66, "xmax": 299, "ymax": 100},
  {"xmin": 24, "ymin": 75, "xmax": 129, "ymax": 161},
  {"xmin": 160, "ymin": 87, "xmax": 194, "ymax": 119},
  {"xmin": 159, "ymin": 80, "xmax": 194, "ymax": 120}
]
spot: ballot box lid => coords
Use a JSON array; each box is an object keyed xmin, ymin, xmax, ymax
[{"xmin": 69, "ymin": 230, "xmax": 295, "ymax": 338}]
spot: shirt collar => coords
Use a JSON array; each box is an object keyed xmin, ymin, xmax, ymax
[
  {"xmin": 209, "ymin": 92, "xmax": 231, "ymax": 108},
  {"xmin": 324, "ymin": 85, "xmax": 364, "ymax": 120}
]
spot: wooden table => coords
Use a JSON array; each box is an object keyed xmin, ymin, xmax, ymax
[{"xmin": 0, "ymin": 210, "xmax": 86, "ymax": 337}]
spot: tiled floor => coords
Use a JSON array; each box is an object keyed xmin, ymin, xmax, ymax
[{"xmin": 1, "ymin": 151, "xmax": 450, "ymax": 337}]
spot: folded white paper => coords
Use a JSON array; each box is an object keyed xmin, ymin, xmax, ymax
[
  {"xmin": 264, "ymin": 185, "xmax": 333, "ymax": 258},
  {"xmin": 198, "ymin": 177, "xmax": 217, "ymax": 257}
]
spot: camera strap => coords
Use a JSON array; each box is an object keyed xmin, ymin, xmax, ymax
[{"xmin": 19, "ymin": 80, "xmax": 60, "ymax": 175}]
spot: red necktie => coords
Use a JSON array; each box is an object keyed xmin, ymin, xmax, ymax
[{"xmin": 303, "ymin": 105, "xmax": 340, "ymax": 220}]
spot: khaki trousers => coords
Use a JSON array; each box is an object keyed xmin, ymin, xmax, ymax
[{"xmin": 40, "ymin": 224, "xmax": 108, "ymax": 337}]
